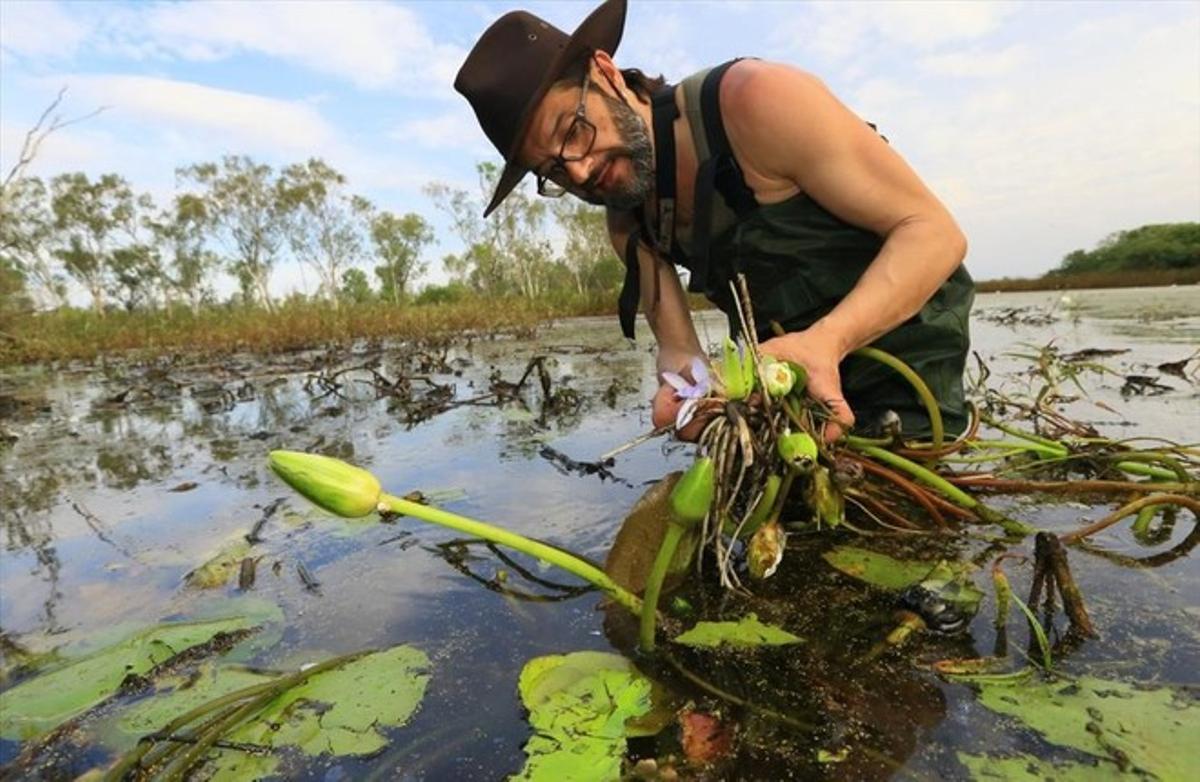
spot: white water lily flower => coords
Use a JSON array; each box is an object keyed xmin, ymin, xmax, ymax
[{"xmin": 763, "ymin": 361, "xmax": 796, "ymax": 398}]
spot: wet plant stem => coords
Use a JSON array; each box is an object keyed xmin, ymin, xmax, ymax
[
  {"xmin": 1114, "ymin": 460, "xmax": 1185, "ymax": 481},
  {"xmin": 379, "ymin": 494, "xmax": 642, "ymax": 615},
  {"xmin": 1010, "ymin": 591, "xmax": 1052, "ymax": 670},
  {"xmin": 948, "ymin": 476, "xmax": 1199, "ymax": 495},
  {"xmin": 851, "ymin": 346, "xmax": 945, "ymax": 451},
  {"xmin": 847, "ymin": 439, "xmax": 1034, "ymax": 536},
  {"xmin": 639, "ymin": 522, "xmax": 687, "ymax": 652},
  {"xmin": 1059, "ymin": 494, "xmax": 1200, "ymax": 543},
  {"xmin": 980, "ymin": 417, "xmax": 1070, "ymax": 456}
]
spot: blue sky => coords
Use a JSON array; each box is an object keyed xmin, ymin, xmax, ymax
[{"xmin": 2, "ymin": 0, "xmax": 1198, "ymax": 298}]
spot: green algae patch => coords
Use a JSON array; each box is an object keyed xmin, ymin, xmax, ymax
[
  {"xmin": 514, "ymin": 651, "xmax": 665, "ymax": 781},
  {"xmin": 969, "ymin": 675, "xmax": 1200, "ymax": 780},
  {"xmin": 957, "ymin": 751, "xmax": 1127, "ymax": 780},
  {"xmin": 0, "ymin": 616, "xmax": 255, "ymax": 740},
  {"xmin": 673, "ymin": 613, "xmax": 802, "ymax": 648},
  {"xmin": 185, "ymin": 538, "xmax": 252, "ymax": 589}
]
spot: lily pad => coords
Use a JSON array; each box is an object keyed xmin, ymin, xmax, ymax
[
  {"xmin": 822, "ymin": 546, "xmax": 939, "ymax": 590},
  {"xmin": 673, "ymin": 613, "xmax": 802, "ymax": 648},
  {"xmin": 605, "ymin": 473, "xmax": 698, "ymax": 595},
  {"xmin": 957, "ymin": 751, "xmax": 1126, "ymax": 780},
  {"xmin": 0, "ymin": 616, "xmax": 255, "ymax": 740},
  {"xmin": 185, "ymin": 538, "xmax": 252, "ymax": 589},
  {"xmin": 969, "ymin": 675, "xmax": 1200, "ymax": 780},
  {"xmin": 222, "ymin": 644, "xmax": 431, "ymax": 758},
  {"xmin": 514, "ymin": 651, "xmax": 663, "ymax": 781}
]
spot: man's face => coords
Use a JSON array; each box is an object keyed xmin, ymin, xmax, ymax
[{"xmin": 519, "ymin": 70, "xmax": 653, "ymax": 210}]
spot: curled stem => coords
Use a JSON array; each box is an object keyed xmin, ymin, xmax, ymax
[
  {"xmin": 1059, "ymin": 493, "xmax": 1200, "ymax": 544},
  {"xmin": 380, "ymin": 494, "xmax": 643, "ymax": 616}
]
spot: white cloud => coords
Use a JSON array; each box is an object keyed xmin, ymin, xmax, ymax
[
  {"xmin": 0, "ymin": 0, "xmax": 91, "ymax": 61},
  {"xmin": 76, "ymin": 1, "xmax": 465, "ymax": 94},
  {"xmin": 919, "ymin": 44, "xmax": 1031, "ymax": 78},
  {"xmin": 389, "ymin": 108, "xmax": 493, "ymax": 155},
  {"xmin": 64, "ymin": 74, "xmax": 337, "ymax": 152}
]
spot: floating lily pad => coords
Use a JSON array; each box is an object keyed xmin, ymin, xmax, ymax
[
  {"xmin": 822, "ymin": 546, "xmax": 939, "ymax": 590},
  {"xmin": 605, "ymin": 473, "xmax": 698, "ymax": 595},
  {"xmin": 673, "ymin": 613, "xmax": 802, "ymax": 648},
  {"xmin": 221, "ymin": 644, "xmax": 431, "ymax": 758},
  {"xmin": 0, "ymin": 616, "xmax": 255, "ymax": 740},
  {"xmin": 185, "ymin": 538, "xmax": 252, "ymax": 589},
  {"xmin": 969, "ymin": 675, "xmax": 1200, "ymax": 780},
  {"xmin": 514, "ymin": 651, "xmax": 664, "ymax": 781},
  {"xmin": 957, "ymin": 751, "xmax": 1126, "ymax": 780}
]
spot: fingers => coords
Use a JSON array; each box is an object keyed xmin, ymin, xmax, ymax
[
  {"xmin": 651, "ymin": 384, "xmax": 682, "ymax": 429},
  {"xmin": 819, "ymin": 396, "xmax": 856, "ymax": 443}
]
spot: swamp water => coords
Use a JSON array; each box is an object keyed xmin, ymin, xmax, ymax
[{"xmin": 1, "ymin": 286, "xmax": 1198, "ymax": 780}]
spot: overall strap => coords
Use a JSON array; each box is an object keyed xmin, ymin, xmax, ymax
[
  {"xmin": 618, "ymin": 226, "xmax": 641, "ymax": 339},
  {"xmin": 650, "ymin": 85, "xmax": 681, "ymax": 257},
  {"xmin": 686, "ymin": 59, "xmax": 758, "ymax": 299}
]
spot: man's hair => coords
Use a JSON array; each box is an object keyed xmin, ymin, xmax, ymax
[{"xmin": 555, "ymin": 54, "xmax": 667, "ymax": 100}]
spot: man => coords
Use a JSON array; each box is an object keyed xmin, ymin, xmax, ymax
[{"xmin": 455, "ymin": 0, "xmax": 973, "ymax": 442}]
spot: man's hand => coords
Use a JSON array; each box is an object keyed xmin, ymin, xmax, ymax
[
  {"xmin": 759, "ymin": 326, "xmax": 855, "ymax": 443},
  {"xmin": 651, "ymin": 382, "xmax": 718, "ymax": 442}
]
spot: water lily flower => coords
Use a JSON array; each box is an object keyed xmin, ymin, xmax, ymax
[
  {"xmin": 763, "ymin": 360, "xmax": 796, "ymax": 398},
  {"xmin": 747, "ymin": 520, "xmax": 786, "ymax": 580},
  {"xmin": 716, "ymin": 337, "xmax": 756, "ymax": 401},
  {"xmin": 269, "ymin": 450, "xmax": 381, "ymax": 518},
  {"xmin": 662, "ymin": 357, "xmax": 711, "ymax": 430}
]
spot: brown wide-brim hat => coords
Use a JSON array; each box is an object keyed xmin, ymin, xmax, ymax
[{"xmin": 455, "ymin": 0, "xmax": 627, "ymax": 217}]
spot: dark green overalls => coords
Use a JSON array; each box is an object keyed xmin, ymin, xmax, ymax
[{"xmin": 617, "ymin": 61, "xmax": 974, "ymax": 437}]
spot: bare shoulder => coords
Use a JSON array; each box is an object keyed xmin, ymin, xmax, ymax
[
  {"xmin": 718, "ymin": 59, "xmax": 874, "ymax": 188},
  {"xmin": 605, "ymin": 207, "xmax": 636, "ymax": 253}
]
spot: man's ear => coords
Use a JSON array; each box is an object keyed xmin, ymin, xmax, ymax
[{"xmin": 591, "ymin": 50, "xmax": 626, "ymax": 92}]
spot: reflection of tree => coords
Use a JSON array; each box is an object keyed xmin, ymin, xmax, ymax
[
  {"xmin": 95, "ymin": 443, "xmax": 172, "ymax": 490},
  {"xmin": 1, "ymin": 476, "xmax": 64, "ymax": 631}
]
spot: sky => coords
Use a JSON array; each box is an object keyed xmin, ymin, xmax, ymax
[{"xmin": 2, "ymin": 0, "xmax": 1198, "ymax": 299}]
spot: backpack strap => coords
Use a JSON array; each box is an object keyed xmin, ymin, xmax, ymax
[{"xmin": 617, "ymin": 226, "xmax": 641, "ymax": 340}]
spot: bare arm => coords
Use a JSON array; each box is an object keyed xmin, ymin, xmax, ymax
[
  {"xmin": 607, "ymin": 210, "xmax": 707, "ymax": 435},
  {"xmin": 721, "ymin": 60, "xmax": 968, "ymax": 438}
]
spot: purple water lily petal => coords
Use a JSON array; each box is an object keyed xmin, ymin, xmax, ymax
[
  {"xmin": 662, "ymin": 371, "xmax": 690, "ymax": 393},
  {"xmin": 663, "ymin": 358, "xmax": 712, "ymax": 401}
]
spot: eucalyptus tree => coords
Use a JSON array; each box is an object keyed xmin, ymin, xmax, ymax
[
  {"xmin": 550, "ymin": 199, "xmax": 621, "ymax": 295},
  {"xmin": 340, "ymin": 268, "xmax": 373, "ymax": 304},
  {"xmin": 371, "ymin": 211, "xmax": 433, "ymax": 305},
  {"xmin": 150, "ymin": 193, "xmax": 218, "ymax": 313},
  {"xmin": 49, "ymin": 172, "xmax": 141, "ymax": 314},
  {"xmin": 425, "ymin": 162, "xmax": 553, "ymax": 299},
  {"xmin": 0, "ymin": 176, "xmax": 66, "ymax": 309},
  {"xmin": 179, "ymin": 156, "xmax": 287, "ymax": 312},
  {"xmin": 278, "ymin": 159, "xmax": 373, "ymax": 310}
]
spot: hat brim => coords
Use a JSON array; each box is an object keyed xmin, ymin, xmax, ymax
[{"xmin": 483, "ymin": 0, "xmax": 627, "ymax": 217}]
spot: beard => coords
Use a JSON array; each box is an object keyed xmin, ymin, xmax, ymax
[{"xmin": 588, "ymin": 90, "xmax": 654, "ymax": 210}]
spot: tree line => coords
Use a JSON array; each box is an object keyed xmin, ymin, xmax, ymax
[
  {"xmin": 1, "ymin": 156, "xmax": 622, "ymax": 316},
  {"xmin": 1050, "ymin": 223, "xmax": 1199, "ymax": 276}
]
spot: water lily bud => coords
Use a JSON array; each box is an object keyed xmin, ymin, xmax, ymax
[
  {"xmin": 747, "ymin": 520, "xmax": 786, "ymax": 580},
  {"xmin": 763, "ymin": 361, "xmax": 796, "ymax": 398},
  {"xmin": 810, "ymin": 466, "xmax": 844, "ymax": 529},
  {"xmin": 778, "ymin": 431, "xmax": 818, "ymax": 469},
  {"xmin": 719, "ymin": 337, "xmax": 755, "ymax": 401},
  {"xmin": 729, "ymin": 473, "xmax": 782, "ymax": 538},
  {"xmin": 669, "ymin": 457, "xmax": 715, "ymax": 528},
  {"xmin": 269, "ymin": 450, "xmax": 381, "ymax": 518}
]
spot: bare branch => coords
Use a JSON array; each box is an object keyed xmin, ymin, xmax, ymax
[{"xmin": 2, "ymin": 87, "xmax": 109, "ymax": 191}]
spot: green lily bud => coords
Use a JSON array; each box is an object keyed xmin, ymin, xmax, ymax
[
  {"xmin": 809, "ymin": 466, "xmax": 844, "ymax": 529},
  {"xmin": 669, "ymin": 457, "xmax": 715, "ymax": 528},
  {"xmin": 785, "ymin": 360, "xmax": 808, "ymax": 395},
  {"xmin": 763, "ymin": 361, "xmax": 796, "ymax": 398},
  {"xmin": 719, "ymin": 337, "xmax": 755, "ymax": 400},
  {"xmin": 727, "ymin": 473, "xmax": 782, "ymax": 538},
  {"xmin": 269, "ymin": 450, "xmax": 382, "ymax": 518},
  {"xmin": 778, "ymin": 431, "xmax": 818, "ymax": 470},
  {"xmin": 747, "ymin": 520, "xmax": 786, "ymax": 580}
]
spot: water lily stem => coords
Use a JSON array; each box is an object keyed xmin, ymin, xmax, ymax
[
  {"xmin": 639, "ymin": 522, "xmax": 687, "ymax": 652},
  {"xmin": 851, "ymin": 346, "xmax": 944, "ymax": 451},
  {"xmin": 379, "ymin": 494, "xmax": 642, "ymax": 616}
]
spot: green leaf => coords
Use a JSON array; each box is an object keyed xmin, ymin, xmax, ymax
[
  {"xmin": 969, "ymin": 675, "xmax": 1200, "ymax": 780},
  {"xmin": 513, "ymin": 651, "xmax": 663, "ymax": 781},
  {"xmin": 223, "ymin": 645, "xmax": 431, "ymax": 758},
  {"xmin": 0, "ymin": 616, "xmax": 255, "ymax": 740},
  {"xmin": 673, "ymin": 613, "xmax": 802, "ymax": 648},
  {"xmin": 957, "ymin": 751, "xmax": 1127, "ymax": 780},
  {"xmin": 185, "ymin": 538, "xmax": 252, "ymax": 589},
  {"xmin": 822, "ymin": 546, "xmax": 940, "ymax": 590}
]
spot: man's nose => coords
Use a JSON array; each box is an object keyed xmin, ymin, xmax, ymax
[{"xmin": 563, "ymin": 156, "xmax": 596, "ymax": 187}]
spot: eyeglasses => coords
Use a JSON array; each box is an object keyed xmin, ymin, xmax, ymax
[{"xmin": 534, "ymin": 70, "xmax": 598, "ymax": 198}]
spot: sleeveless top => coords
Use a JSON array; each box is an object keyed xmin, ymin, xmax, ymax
[{"xmin": 616, "ymin": 60, "xmax": 975, "ymax": 436}]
